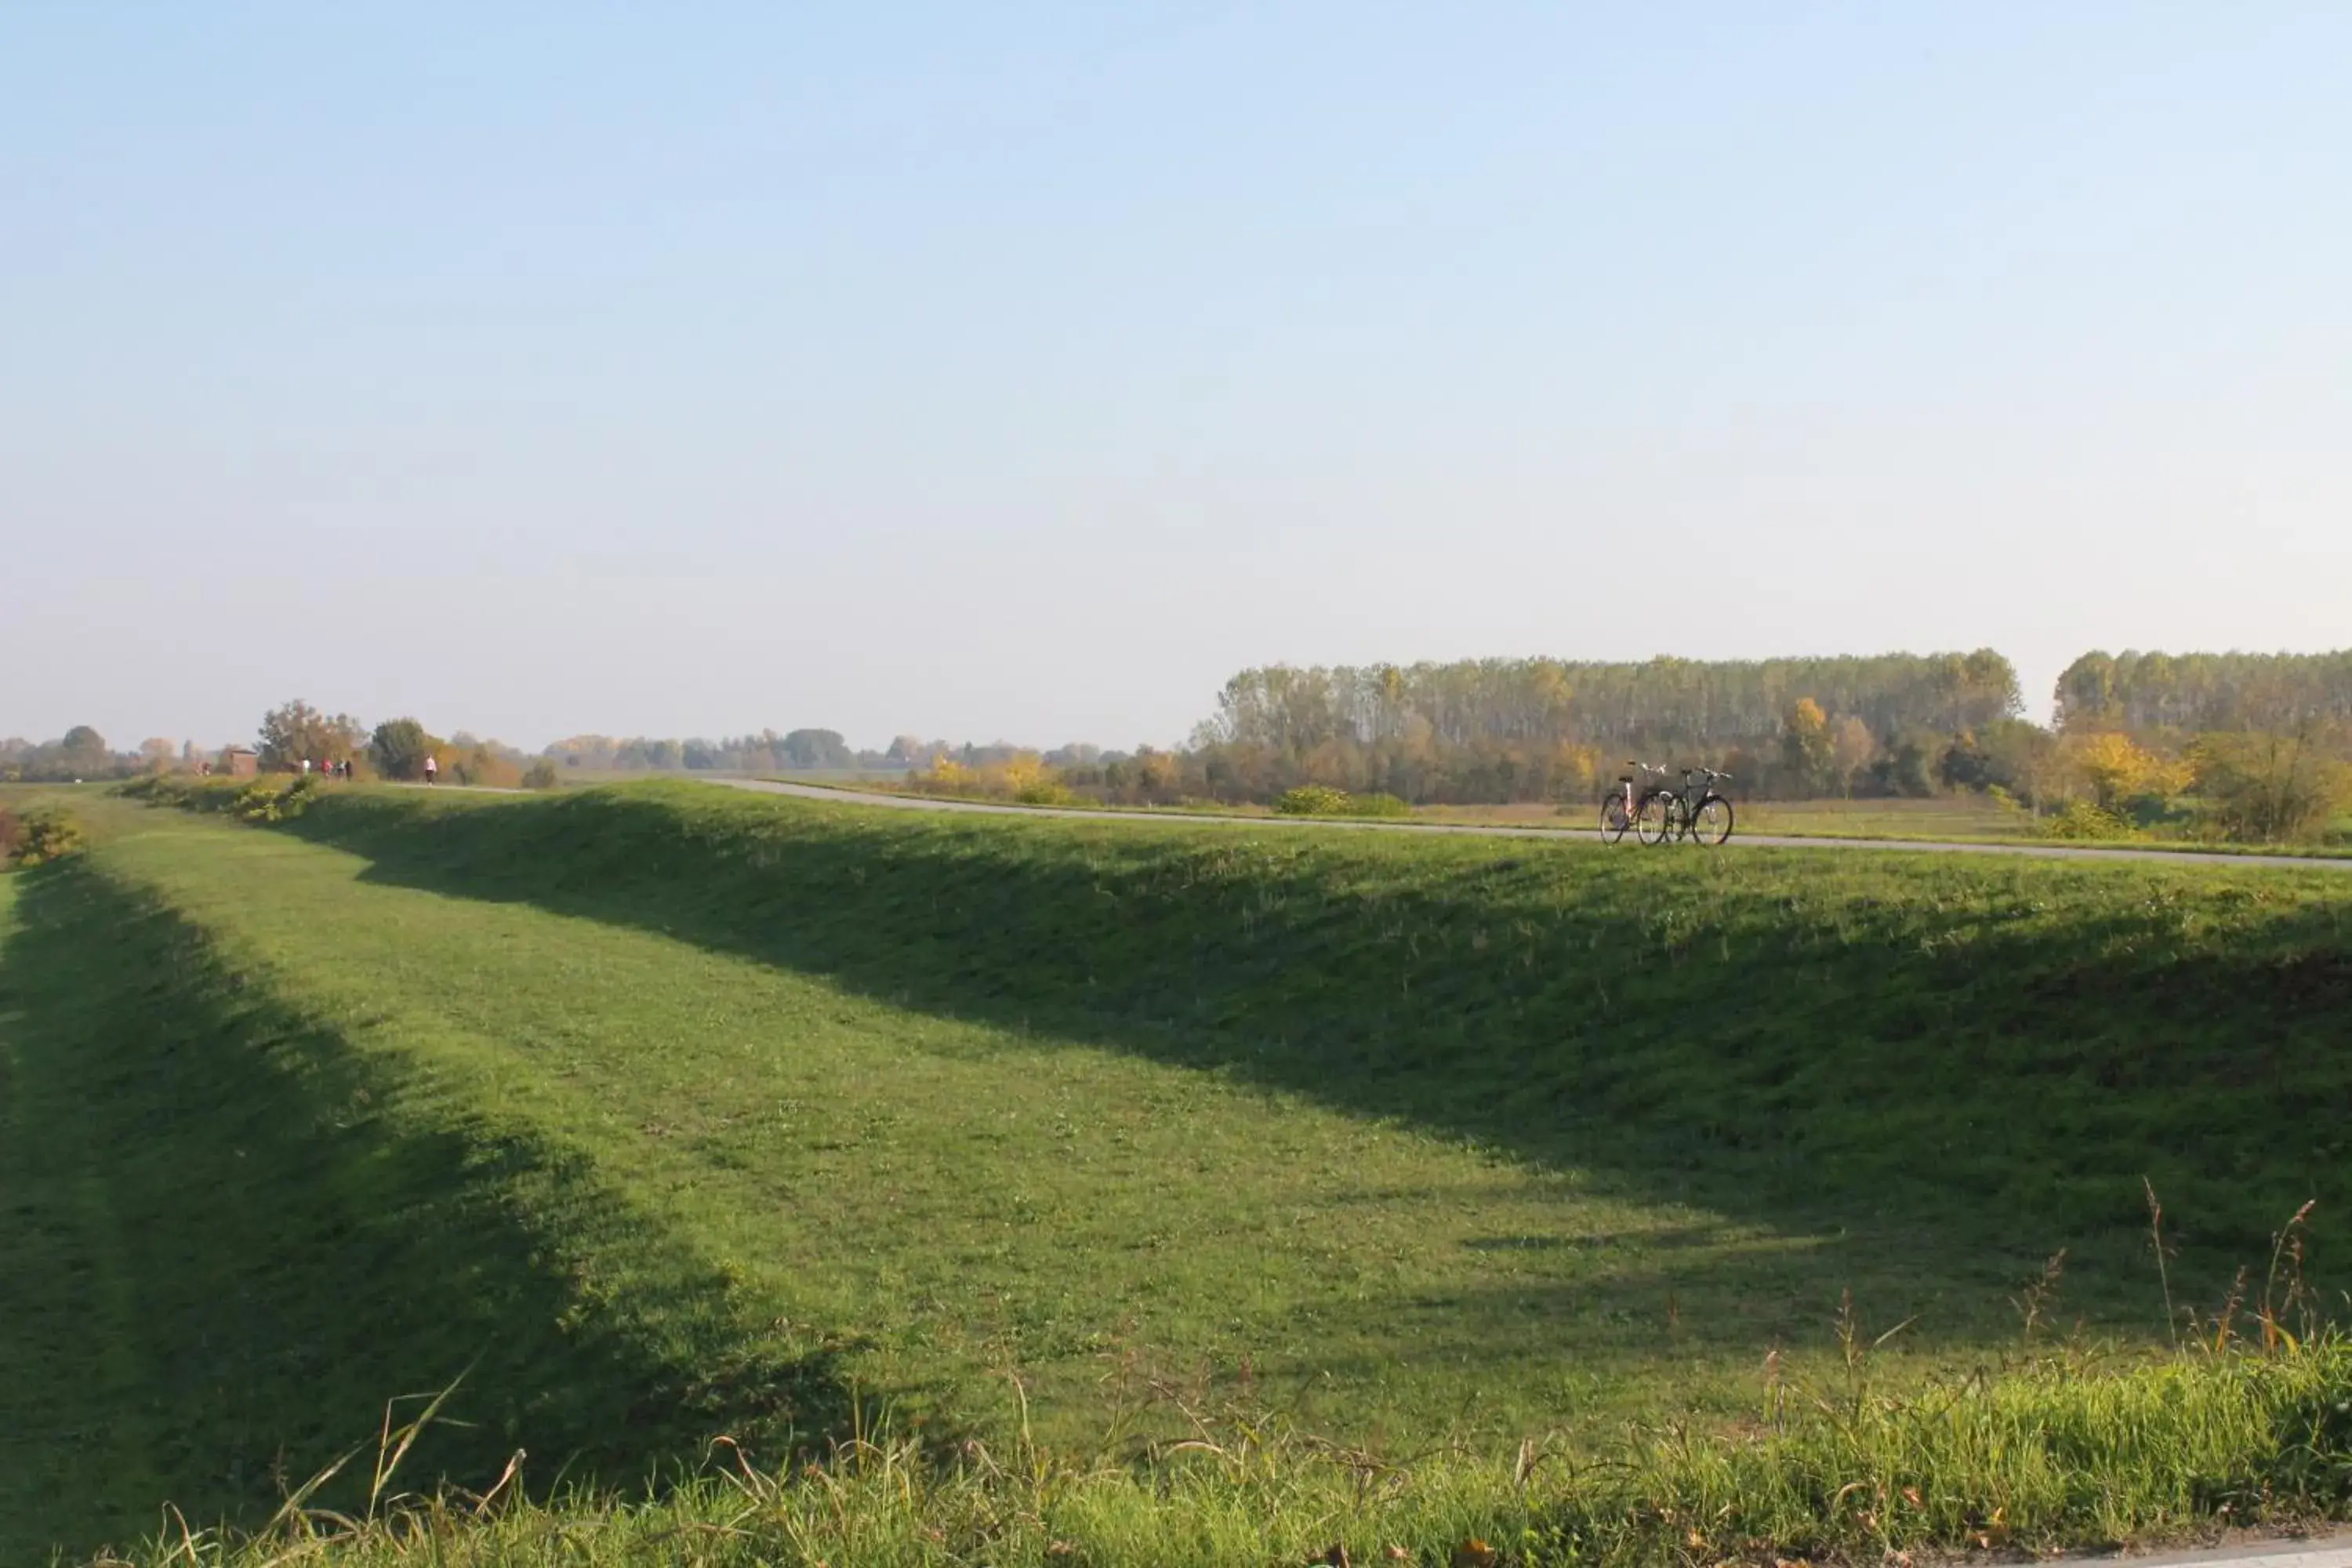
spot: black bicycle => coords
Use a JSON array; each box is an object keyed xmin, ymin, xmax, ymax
[
  {"xmin": 1662, "ymin": 768, "xmax": 1735, "ymax": 847},
  {"xmin": 1601, "ymin": 761, "xmax": 1673, "ymax": 844}
]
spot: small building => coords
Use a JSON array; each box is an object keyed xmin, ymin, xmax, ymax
[{"xmin": 223, "ymin": 747, "xmax": 260, "ymax": 779}]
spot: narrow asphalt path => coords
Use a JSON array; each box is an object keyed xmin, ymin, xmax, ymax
[
  {"xmin": 715, "ymin": 779, "xmax": 2352, "ymax": 873},
  {"xmin": 2109, "ymin": 1540, "xmax": 2352, "ymax": 1568}
]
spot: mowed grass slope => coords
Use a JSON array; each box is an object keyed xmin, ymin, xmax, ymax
[
  {"xmin": 11, "ymin": 781, "xmax": 2352, "ymax": 1557},
  {"xmin": 270, "ymin": 781, "xmax": 2352, "ymax": 1265},
  {"xmin": 6, "ymin": 800, "xmax": 1842, "ymax": 1554}
]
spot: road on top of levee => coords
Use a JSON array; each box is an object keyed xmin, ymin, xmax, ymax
[
  {"xmin": 2091, "ymin": 1538, "xmax": 2352, "ymax": 1568},
  {"xmin": 708, "ymin": 779, "xmax": 2352, "ymax": 873}
]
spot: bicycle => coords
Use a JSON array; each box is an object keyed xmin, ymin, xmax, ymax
[
  {"xmin": 1661, "ymin": 768, "xmax": 1735, "ymax": 847},
  {"xmin": 1600, "ymin": 761, "xmax": 1673, "ymax": 844}
]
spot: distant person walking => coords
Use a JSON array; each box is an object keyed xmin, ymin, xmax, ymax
[{"xmin": 423, "ymin": 754, "xmax": 438, "ymax": 786}]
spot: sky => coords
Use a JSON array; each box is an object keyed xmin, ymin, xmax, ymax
[{"xmin": 5, "ymin": 5, "xmax": 2348, "ymax": 753}]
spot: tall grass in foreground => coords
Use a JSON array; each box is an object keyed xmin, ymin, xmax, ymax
[{"xmin": 96, "ymin": 1330, "xmax": 2352, "ymax": 1566}]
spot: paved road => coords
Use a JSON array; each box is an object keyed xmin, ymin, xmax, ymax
[
  {"xmin": 715, "ymin": 779, "xmax": 2352, "ymax": 873},
  {"xmin": 2114, "ymin": 1540, "xmax": 2352, "ymax": 1568}
]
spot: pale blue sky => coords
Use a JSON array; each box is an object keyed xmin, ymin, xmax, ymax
[{"xmin": 6, "ymin": 5, "xmax": 2347, "ymax": 751}]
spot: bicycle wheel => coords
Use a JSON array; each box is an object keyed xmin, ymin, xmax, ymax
[
  {"xmin": 1690, "ymin": 796, "xmax": 1733, "ymax": 847},
  {"xmin": 1635, "ymin": 791, "xmax": 1673, "ymax": 845},
  {"xmin": 1599, "ymin": 797, "xmax": 1632, "ymax": 844}
]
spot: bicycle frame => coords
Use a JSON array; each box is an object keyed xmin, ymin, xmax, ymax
[
  {"xmin": 1602, "ymin": 762, "xmax": 1672, "ymax": 844},
  {"xmin": 1664, "ymin": 768, "xmax": 1734, "ymax": 843},
  {"xmin": 1617, "ymin": 763, "xmax": 1668, "ymax": 815}
]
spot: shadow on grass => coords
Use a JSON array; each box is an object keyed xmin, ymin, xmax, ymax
[
  {"xmin": 267, "ymin": 786, "xmax": 2352, "ymax": 1306},
  {"xmin": 0, "ymin": 860, "xmax": 857, "ymax": 1562}
]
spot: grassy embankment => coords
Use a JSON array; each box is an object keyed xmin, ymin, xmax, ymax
[{"xmin": 9, "ymin": 779, "xmax": 2352, "ymax": 1563}]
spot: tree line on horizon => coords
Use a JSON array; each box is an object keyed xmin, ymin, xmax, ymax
[
  {"xmin": 10, "ymin": 645, "xmax": 2349, "ymax": 840},
  {"xmin": 0, "ymin": 709, "xmax": 549, "ymax": 789},
  {"xmin": 2055, "ymin": 649, "xmax": 2352, "ymax": 734},
  {"xmin": 1204, "ymin": 652, "xmax": 2024, "ymax": 753},
  {"xmin": 912, "ymin": 648, "xmax": 2351, "ymax": 842},
  {"xmin": 1153, "ymin": 648, "xmax": 2351, "ymax": 839},
  {"xmin": 1182, "ymin": 652, "xmax": 2024, "ymax": 804},
  {"xmin": 535, "ymin": 731, "xmax": 1137, "ymax": 775}
]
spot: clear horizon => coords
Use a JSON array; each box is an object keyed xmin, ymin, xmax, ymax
[{"xmin": 8, "ymin": 6, "xmax": 2348, "ymax": 753}]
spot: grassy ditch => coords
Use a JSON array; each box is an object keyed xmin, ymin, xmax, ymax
[{"xmin": 0, "ymin": 851, "xmax": 850, "ymax": 1561}]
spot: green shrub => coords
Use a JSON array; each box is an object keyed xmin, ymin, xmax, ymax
[
  {"xmin": 117, "ymin": 775, "xmax": 167, "ymax": 804},
  {"xmin": 118, "ymin": 775, "xmax": 245, "ymax": 814},
  {"xmin": 1273, "ymin": 784, "xmax": 1353, "ymax": 816},
  {"xmin": 0, "ymin": 804, "xmax": 18, "ymax": 863},
  {"xmin": 231, "ymin": 782, "xmax": 281, "ymax": 822},
  {"xmin": 2191, "ymin": 732, "xmax": 2352, "ymax": 844},
  {"xmin": 9, "ymin": 808, "xmax": 85, "ymax": 866},
  {"xmin": 230, "ymin": 775, "xmax": 328, "ymax": 823},
  {"xmin": 2041, "ymin": 800, "xmax": 2139, "ymax": 840},
  {"xmin": 1275, "ymin": 786, "xmax": 1407, "ymax": 818},
  {"xmin": 521, "ymin": 759, "xmax": 561, "ymax": 791}
]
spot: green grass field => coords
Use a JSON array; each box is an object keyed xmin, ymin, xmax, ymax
[
  {"xmin": 9, "ymin": 780, "xmax": 2352, "ymax": 1563},
  {"xmin": 775, "ymin": 779, "xmax": 2352, "ymax": 857}
]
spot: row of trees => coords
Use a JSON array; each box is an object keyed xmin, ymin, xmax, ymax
[
  {"xmin": 543, "ymin": 729, "xmax": 861, "ymax": 773},
  {"xmin": 906, "ymin": 746, "xmax": 1189, "ymax": 807},
  {"xmin": 536, "ymin": 731, "xmax": 1109, "ymax": 775},
  {"xmin": 2, "ymin": 708, "xmax": 535, "ymax": 787},
  {"xmin": 1200, "ymin": 652, "xmax": 2023, "ymax": 757},
  {"xmin": 0, "ymin": 729, "xmax": 236, "ymax": 782},
  {"xmin": 15, "ymin": 648, "xmax": 2347, "ymax": 844},
  {"xmin": 1186, "ymin": 653, "xmax": 2024, "ymax": 804},
  {"xmin": 0, "ymin": 728, "xmax": 149, "ymax": 782},
  {"xmin": 248, "ymin": 702, "xmax": 537, "ymax": 788},
  {"xmin": 2055, "ymin": 650, "xmax": 2352, "ymax": 735},
  {"xmin": 1160, "ymin": 649, "xmax": 2352, "ymax": 840},
  {"xmin": 238, "ymin": 707, "xmax": 1152, "ymax": 800}
]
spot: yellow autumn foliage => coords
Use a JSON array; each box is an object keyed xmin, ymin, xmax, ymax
[
  {"xmin": 911, "ymin": 751, "xmax": 1073, "ymax": 806},
  {"xmin": 2062, "ymin": 731, "xmax": 2187, "ymax": 813}
]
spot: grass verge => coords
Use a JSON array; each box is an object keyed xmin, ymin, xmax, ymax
[{"xmin": 88, "ymin": 1337, "xmax": 2352, "ymax": 1566}]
